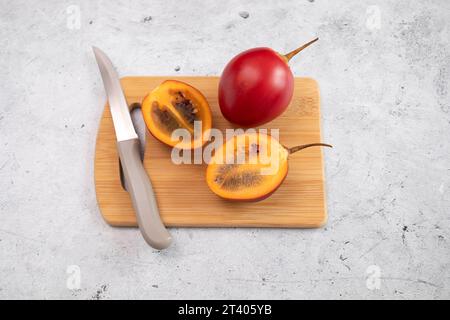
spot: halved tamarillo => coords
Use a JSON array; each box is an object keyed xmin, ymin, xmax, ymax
[
  {"xmin": 206, "ymin": 132, "xmax": 331, "ymax": 201},
  {"xmin": 141, "ymin": 80, "xmax": 213, "ymax": 149}
]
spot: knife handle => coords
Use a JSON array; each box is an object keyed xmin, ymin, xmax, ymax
[{"xmin": 117, "ymin": 139, "xmax": 172, "ymax": 249}]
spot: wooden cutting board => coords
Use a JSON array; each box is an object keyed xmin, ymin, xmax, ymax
[{"xmin": 95, "ymin": 76, "xmax": 327, "ymax": 228}]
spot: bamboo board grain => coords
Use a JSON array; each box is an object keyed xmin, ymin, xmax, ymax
[{"xmin": 95, "ymin": 76, "xmax": 327, "ymax": 228}]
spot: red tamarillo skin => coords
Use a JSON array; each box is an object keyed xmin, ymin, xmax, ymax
[
  {"xmin": 219, "ymin": 47, "xmax": 294, "ymax": 127},
  {"xmin": 218, "ymin": 38, "xmax": 318, "ymax": 127}
]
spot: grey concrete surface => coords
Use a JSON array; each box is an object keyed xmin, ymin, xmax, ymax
[{"xmin": 0, "ymin": 0, "xmax": 449, "ymax": 300}]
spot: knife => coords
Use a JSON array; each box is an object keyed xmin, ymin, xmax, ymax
[{"xmin": 93, "ymin": 46, "xmax": 172, "ymax": 250}]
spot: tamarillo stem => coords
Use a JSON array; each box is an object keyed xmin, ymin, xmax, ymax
[
  {"xmin": 288, "ymin": 143, "xmax": 332, "ymax": 155},
  {"xmin": 283, "ymin": 37, "xmax": 319, "ymax": 62}
]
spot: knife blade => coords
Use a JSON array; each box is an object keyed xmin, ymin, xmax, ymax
[{"xmin": 93, "ymin": 46, "xmax": 172, "ymax": 250}]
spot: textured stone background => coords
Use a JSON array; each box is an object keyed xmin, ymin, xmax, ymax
[{"xmin": 0, "ymin": 0, "xmax": 449, "ymax": 299}]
